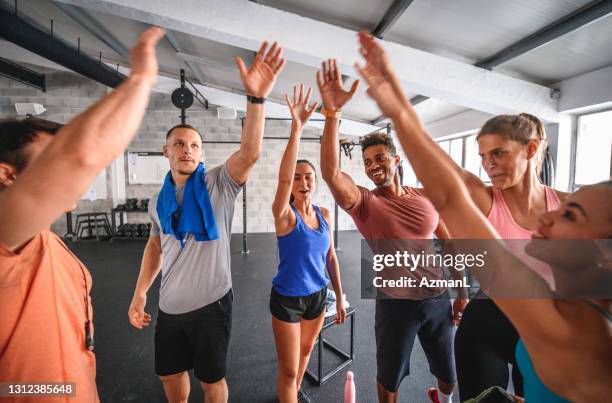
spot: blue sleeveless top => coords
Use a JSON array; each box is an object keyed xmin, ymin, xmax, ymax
[
  {"xmin": 516, "ymin": 301, "xmax": 611, "ymax": 402},
  {"xmin": 273, "ymin": 205, "xmax": 330, "ymax": 297},
  {"xmin": 515, "ymin": 339, "xmax": 569, "ymax": 403}
]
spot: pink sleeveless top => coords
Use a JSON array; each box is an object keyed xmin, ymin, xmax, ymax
[{"xmin": 487, "ymin": 186, "xmax": 561, "ymax": 289}]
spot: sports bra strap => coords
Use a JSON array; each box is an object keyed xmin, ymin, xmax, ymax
[{"xmin": 583, "ymin": 299, "xmax": 612, "ymax": 322}]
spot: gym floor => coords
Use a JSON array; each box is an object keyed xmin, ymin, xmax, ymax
[{"xmin": 71, "ymin": 231, "xmax": 459, "ymax": 403}]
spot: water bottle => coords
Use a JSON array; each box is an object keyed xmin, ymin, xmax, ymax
[{"xmin": 344, "ymin": 371, "xmax": 355, "ymax": 403}]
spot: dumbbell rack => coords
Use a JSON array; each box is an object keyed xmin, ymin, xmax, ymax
[{"xmin": 110, "ymin": 208, "xmax": 149, "ymax": 240}]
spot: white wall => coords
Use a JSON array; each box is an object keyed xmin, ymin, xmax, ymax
[{"xmin": 0, "ymin": 73, "xmax": 371, "ymax": 235}]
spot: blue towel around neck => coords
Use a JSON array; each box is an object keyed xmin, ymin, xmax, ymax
[{"xmin": 156, "ymin": 162, "xmax": 218, "ymax": 246}]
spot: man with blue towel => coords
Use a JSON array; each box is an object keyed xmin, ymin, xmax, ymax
[{"xmin": 128, "ymin": 41, "xmax": 286, "ymax": 403}]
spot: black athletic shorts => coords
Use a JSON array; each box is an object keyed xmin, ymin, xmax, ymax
[
  {"xmin": 155, "ymin": 289, "xmax": 232, "ymax": 383},
  {"xmin": 375, "ymin": 293, "xmax": 456, "ymax": 392},
  {"xmin": 269, "ymin": 286, "xmax": 327, "ymax": 323}
]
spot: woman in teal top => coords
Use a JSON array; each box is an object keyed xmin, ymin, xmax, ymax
[{"xmin": 351, "ymin": 31, "xmax": 612, "ymax": 402}]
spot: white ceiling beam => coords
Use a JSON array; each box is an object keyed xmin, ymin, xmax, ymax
[
  {"xmin": 176, "ymin": 52, "xmax": 235, "ymax": 73},
  {"xmin": 116, "ymin": 63, "xmax": 381, "ymax": 136},
  {"xmin": 556, "ymin": 65, "xmax": 612, "ymax": 114},
  {"xmin": 164, "ymin": 31, "xmax": 209, "ymax": 84},
  {"xmin": 425, "ymin": 110, "xmax": 494, "ymax": 140},
  {"xmin": 58, "ymin": 0, "xmax": 560, "ymax": 122},
  {"xmin": 0, "ymin": 39, "xmax": 376, "ymax": 136}
]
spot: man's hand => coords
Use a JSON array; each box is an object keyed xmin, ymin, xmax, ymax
[
  {"xmin": 452, "ymin": 298, "xmax": 469, "ymax": 326},
  {"xmin": 316, "ymin": 59, "xmax": 359, "ymax": 112},
  {"xmin": 128, "ymin": 293, "xmax": 152, "ymax": 330},
  {"xmin": 235, "ymin": 41, "xmax": 286, "ymax": 98},
  {"xmin": 129, "ymin": 26, "xmax": 165, "ymax": 86},
  {"xmin": 285, "ymin": 84, "xmax": 318, "ymax": 129}
]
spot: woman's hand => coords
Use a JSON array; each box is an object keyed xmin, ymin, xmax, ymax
[
  {"xmin": 335, "ymin": 298, "xmax": 346, "ymax": 324},
  {"xmin": 354, "ymin": 31, "xmax": 411, "ymax": 120},
  {"xmin": 285, "ymin": 84, "xmax": 318, "ymax": 129},
  {"xmin": 316, "ymin": 59, "xmax": 359, "ymax": 112}
]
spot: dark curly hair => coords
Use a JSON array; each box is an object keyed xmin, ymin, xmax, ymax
[{"xmin": 359, "ymin": 132, "xmax": 397, "ymax": 155}]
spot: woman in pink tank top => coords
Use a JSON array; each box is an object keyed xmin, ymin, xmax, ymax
[{"xmin": 426, "ymin": 113, "xmax": 567, "ymax": 400}]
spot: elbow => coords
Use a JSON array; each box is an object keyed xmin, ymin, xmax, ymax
[
  {"xmin": 241, "ymin": 146, "xmax": 261, "ymax": 166},
  {"xmin": 67, "ymin": 124, "xmax": 107, "ymax": 170},
  {"xmin": 428, "ymin": 192, "xmax": 451, "ymax": 212},
  {"xmin": 246, "ymin": 152, "xmax": 260, "ymax": 166},
  {"xmin": 69, "ymin": 146, "xmax": 104, "ymax": 173},
  {"xmin": 321, "ymin": 167, "xmax": 339, "ymax": 183}
]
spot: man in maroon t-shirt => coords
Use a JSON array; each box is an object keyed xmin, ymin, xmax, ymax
[{"xmin": 316, "ymin": 58, "xmax": 468, "ymax": 403}]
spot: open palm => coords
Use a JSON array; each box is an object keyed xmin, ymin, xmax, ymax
[
  {"xmin": 130, "ymin": 27, "xmax": 165, "ymax": 86},
  {"xmin": 285, "ymin": 84, "xmax": 318, "ymax": 128},
  {"xmin": 358, "ymin": 31, "xmax": 393, "ymax": 81},
  {"xmin": 355, "ymin": 32, "xmax": 411, "ymax": 119},
  {"xmin": 235, "ymin": 41, "xmax": 286, "ymax": 98},
  {"xmin": 316, "ymin": 59, "xmax": 359, "ymax": 111}
]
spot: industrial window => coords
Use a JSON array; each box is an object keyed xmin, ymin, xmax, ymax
[
  {"xmin": 437, "ymin": 133, "xmax": 491, "ymax": 184},
  {"xmin": 573, "ymin": 110, "xmax": 612, "ymax": 189}
]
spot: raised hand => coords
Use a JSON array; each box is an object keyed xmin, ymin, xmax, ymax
[
  {"xmin": 285, "ymin": 84, "xmax": 318, "ymax": 129},
  {"xmin": 235, "ymin": 41, "xmax": 286, "ymax": 98},
  {"xmin": 129, "ymin": 26, "xmax": 165, "ymax": 86},
  {"xmin": 357, "ymin": 31, "xmax": 394, "ymax": 81},
  {"xmin": 354, "ymin": 32, "xmax": 411, "ymax": 119},
  {"xmin": 316, "ymin": 59, "xmax": 359, "ymax": 112}
]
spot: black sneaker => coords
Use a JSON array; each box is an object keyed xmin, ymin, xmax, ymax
[{"xmin": 297, "ymin": 389, "xmax": 312, "ymax": 403}]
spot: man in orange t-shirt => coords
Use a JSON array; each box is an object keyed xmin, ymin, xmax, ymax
[
  {"xmin": 0, "ymin": 27, "xmax": 165, "ymax": 402},
  {"xmin": 0, "ymin": 225, "xmax": 97, "ymax": 402}
]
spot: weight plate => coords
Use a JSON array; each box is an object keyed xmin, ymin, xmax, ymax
[{"xmin": 171, "ymin": 87, "xmax": 194, "ymax": 109}]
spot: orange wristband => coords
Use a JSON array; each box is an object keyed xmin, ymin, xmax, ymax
[{"xmin": 321, "ymin": 108, "xmax": 342, "ymax": 119}]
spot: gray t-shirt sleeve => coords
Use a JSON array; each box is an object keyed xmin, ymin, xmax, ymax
[
  {"xmin": 205, "ymin": 162, "xmax": 244, "ymax": 202},
  {"xmin": 148, "ymin": 193, "xmax": 161, "ymax": 236}
]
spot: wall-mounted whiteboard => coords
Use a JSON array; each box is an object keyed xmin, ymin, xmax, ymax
[
  {"xmin": 127, "ymin": 152, "xmax": 169, "ymax": 184},
  {"xmin": 81, "ymin": 169, "xmax": 107, "ymax": 200}
]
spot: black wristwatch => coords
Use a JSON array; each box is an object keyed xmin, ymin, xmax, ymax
[{"xmin": 246, "ymin": 94, "xmax": 265, "ymax": 104}]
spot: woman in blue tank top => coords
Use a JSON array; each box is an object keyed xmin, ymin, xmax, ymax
[
  {"xmin": 351, "ymin": 34, "xmax": 612, "ymax": 402},
  {"xmin": 270, "ymin": 85, "xmax": 345, "ymax": 403}
]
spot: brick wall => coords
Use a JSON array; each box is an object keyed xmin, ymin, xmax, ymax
[{"xmin": 0, "ymin": 73, "xmax": 372, "ymax": 236}]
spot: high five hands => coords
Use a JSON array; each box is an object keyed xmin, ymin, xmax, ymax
[
  {"xmin": 235, "ymin": 41, "xmax": 286, "ymax": 98},
  {"xmin": 354, "ymin": 31, "xmax": 412, "ymax": 120},
  {"xmin": 129, "ymin": 26, "xmax": 166, "ymax": 87},
  {"xmin": 316, "ymin": 59, "xmax": 360, "ymax": 112},
  {"xmin": 285, "ymin": 84, "xmax": 318, "ymax": 130}
]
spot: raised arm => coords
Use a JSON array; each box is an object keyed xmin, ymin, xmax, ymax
[
  {"xmin": 355, "ymin": 31, "xmax": 556, "ymax": 336},
  {"xmin": 0, "ymin": 27, "xmax": 165, "ymax": 251},
  {"xmin": 354, "ymin": 32, "xmax": 493, "ymax": 237},
  {"xmin": 317, "ymin": 59, "xmax": 361, "ymax": 210},
  {"xmin": 228, "ymin": 42, "xmax": 286, "ymax": 185},
  {"xmin": 272, "ymin": 85, "xmax": 318, "ymax": 232}
]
